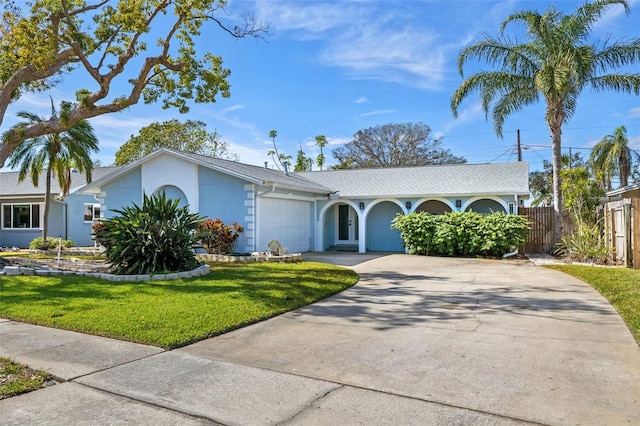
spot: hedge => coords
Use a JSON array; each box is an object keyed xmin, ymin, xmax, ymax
[{"xmin": 391, "ymin": 211, "xmax": 528, "ymax": 257}]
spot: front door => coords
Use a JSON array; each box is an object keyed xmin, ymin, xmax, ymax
[{"xmin": 337, "ymin": 204, "xmax": 359, "ymax": 244}]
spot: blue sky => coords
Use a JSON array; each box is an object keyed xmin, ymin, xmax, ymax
[{"xmin": 2, "ymin": 0, "xmax": 640, "ymax": 173}]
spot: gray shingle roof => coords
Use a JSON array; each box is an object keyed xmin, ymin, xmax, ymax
[
  {"xmin": 0, "ymin": 167, "xmax": 119, "ymax": 197},
  {"xmin": 177, "ymin": 150, "xmax": 333, "ymax": 193},
  {"xmin": 297, "ymin": 162, "xmax": 530, "ymax": 198},
  {"xmin": 69, "ymin": 149, "xmax": 529, "ymax": 199},
  {"xmin": 80, "ymin": 149, "xmax": 334, "ymax": 194}
]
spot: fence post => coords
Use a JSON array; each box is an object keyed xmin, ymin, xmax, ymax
[
  {"xmin": 633, "ymin": 199, "xmax": 640, "ymax": 269},
  {"xmin": 624, "ymin": 202, "xmax": 632, "ymax": 267}
]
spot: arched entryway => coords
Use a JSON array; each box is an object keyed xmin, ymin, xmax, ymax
[
  {"xmin": 416, "ymin": 200, "xmax": 453, "ymax": 215},
  {"xmin": 318, "ymin": 202, "xmax": 361, "ymax": 251},
  {"xmin": 366, "ymin": 201, "xmax": 404, "ymax": 252},
  {"xmin": 465, "ymin": 198, "xmax": 506, "ymax": 214}
]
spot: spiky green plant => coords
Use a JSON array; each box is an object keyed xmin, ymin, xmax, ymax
[{"xmin": 93, "ymin": 192, "xmax": 203, "ymax": 275}]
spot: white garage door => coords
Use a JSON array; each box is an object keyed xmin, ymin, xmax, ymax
[{"xmin": 258, "ymin": 198, "xmax": 310, "ymax": 253}]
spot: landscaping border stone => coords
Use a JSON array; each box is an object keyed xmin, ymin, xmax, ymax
[
  {"xmin": 0, "ymin": 264, "xmax": 211, "ymax": 281},
  {"xmin": 197, "ymin": 253, "xmax": 302, "ymax": 263}
]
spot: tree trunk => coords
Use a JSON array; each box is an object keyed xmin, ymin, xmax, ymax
[
  {"xmin": 619, "ymin": 152, "xmax": 629, "ymax": 188},
  {"xmin": 548, "ymin": 112, "xmax": 564, "ymax": 246},
  {"xmin": 43, "ymin": 166, "xmax": 52, "ymax": 248}
]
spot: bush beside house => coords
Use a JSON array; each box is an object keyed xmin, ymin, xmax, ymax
[
  {"xmin": 392, "ymin": 211, "xmax": 529, "ymax": 257},
  {"xmin": 197, "ymin": 218, "xmax": 244, "ymax": 255}
]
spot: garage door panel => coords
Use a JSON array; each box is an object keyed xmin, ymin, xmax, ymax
[{"xmin": 259, "ymin": 198, "xmax": 310, "ymax": 253}]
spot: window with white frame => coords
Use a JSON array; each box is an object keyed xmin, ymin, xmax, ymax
[
  {"xmin": 2, "ymin": 204, "xmax": 40, "ymax": 229},
  {"xmin": 84, "ymin": 204, "xmax": 101, "ymax": 222}
]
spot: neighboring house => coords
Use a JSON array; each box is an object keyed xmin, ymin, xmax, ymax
[
  {"xmin": 0, "ymin": 167, "xmax": 118, "ymax": 248},
  {"xmin": 78, "ymin": 148, "xmax": 530, "ymax": 254},
  {"xmin": 605, "ymin": 182, "xmax": 640, "ymax": 200}
]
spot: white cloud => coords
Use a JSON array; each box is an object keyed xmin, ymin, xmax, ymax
[
  {"xmin": 8, "ymin": 92, "xmax": 55, "ymax": 110},
  {"xmin": 320, "ymin": 23, "xmax": 446, "ymax": 90},
  {"xmin": 254, "ymin": 0, "xmax": 361, "ymax": 37},
  {"xmin": 591, "ymin": 0, "xmax": 636, "ymax": 32},
  {"xmin": 628, "ymin": 107, "xmax": 640, "ymax": 118},
  {"xmin": 223, "ymin": 104, "xmax": 245, "ymax": 112},
  {"xmin": 254, "ymin": 1, "xmax": 449, "ymax": 90},
  {"xmin": 90, "ymin": 114, "xmax": 156, "ymax": 145},
  {"xmin": 355, "ymin": 97, "xmax": 369, "ymax": 104},
  {"xmin": 359, "ymin": 109, "xmax": 396, "ymax": 118},
  {"xmin": 442, "ymin": 104, "xmax": 484, "ymax": 133},
  {"xmin": 327, "ymin": 136, "xmax": 351, "ymax": 146},
  {"xmin": 226, "ymin": 141, "xmax": 270, "ymax": 167}
]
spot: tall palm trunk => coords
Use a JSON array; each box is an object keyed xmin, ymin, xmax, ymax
[
  {"xmin": 619, "ymin": 153, "xmax": 630, "ymax": 188},
  {"xmin": 43, "ymin": 165, "xmax": 52, "ymax": 248},
  {"xmin": 548, "ymin": 106, "xmax": 565, "ymax": 245}
]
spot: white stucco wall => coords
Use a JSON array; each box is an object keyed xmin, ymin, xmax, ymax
[{"xmin": 141, "ymin": 154, "xmax": 199, "ymax": 212}]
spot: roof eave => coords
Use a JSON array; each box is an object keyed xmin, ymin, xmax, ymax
[
  {"xmin": 606, "ymin": 183, "xmax": 640, "ymax": 197},
  {"xmin": 335, "ymin": 191, "xmax": 531, "ymax": 199}
]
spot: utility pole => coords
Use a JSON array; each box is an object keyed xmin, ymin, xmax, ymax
[{"xmin": 516, "ymin": 129, "xmax": 522, "ymax": 161}]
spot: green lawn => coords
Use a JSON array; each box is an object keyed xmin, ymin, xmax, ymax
[
  {"xmin": 547, "ymin": 265, "xmax": 640, "ymax": 345},
  {"xmin": 0, "ymin": 261, "xmax": 358, "ymax": 349}
]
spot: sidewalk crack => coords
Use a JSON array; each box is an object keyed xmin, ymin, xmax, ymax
[{"xmin": 277, "ymin": 384, "xmax": 343, "ymax": 425}]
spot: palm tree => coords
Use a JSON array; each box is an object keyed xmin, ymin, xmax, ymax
[
  {"xmin": 590, "ymin": 125, "xmax": 639, "ymax": 190},
  {"xmin": 315, "ymin": 134, "xmax": 328, "ymax": 171},
  {"xmin": 268, "ymin": 129, "xmax": 283, "ymax": 171},
  {"xmin": 4, "ymin": 99, "xmax": 98, "ymax": 248},
  {"xmin": 451, "ymin": 0, "xmax": 640, "ymax": 243}
]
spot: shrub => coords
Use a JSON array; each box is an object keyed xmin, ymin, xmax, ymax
[
  {"xmin": 29, "ymin": 237, "xmax": 75, "ymax": 250},
  {"xmin": 197, "ymin": 218, "xmax": 244, "ymax": 254},
  {"xmin": 91, "ymin": 221, "xmax": 111, "ymax": 249},
  {"xmin": 391, "ymin": 211, "xmax": 529, "ymax": 257},
  {"xmin": 92, "ymin": 192, "xmax": 203, "ymax": 275},
  {"xmin": 554, "ymin": 222, "xmax": 613, "ymax": 265}
]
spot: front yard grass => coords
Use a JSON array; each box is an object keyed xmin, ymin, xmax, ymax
[
  {"xmin": 547, "ymin": 265, "xmax": 640, "ymax": 345},
  {"xmin": 0, "ymin": 261, "xmax": 358, "ymax": 349}
]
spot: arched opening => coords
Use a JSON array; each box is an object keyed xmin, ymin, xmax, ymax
[
  {"xmin": 153, "ymin": 185, "xmax": 188, "ymax": 209},
  {"xmin": 465, "ymin": 199, "xmax": 505, "ymax": 214},
  {"xmin": 321, "ymin": 202, "xmax": 360, "ymax": 251},
  {"xmin": 366, "ymin": 201, "xmax": 404, "ymax": 252},
  {"xmin": 416, "ymin": 200, "xmax": 453, "ymax": 215}
]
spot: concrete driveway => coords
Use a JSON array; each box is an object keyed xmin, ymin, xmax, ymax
[{"xmin": 2, "ymin": 254, "xmax": 639, "ymax": 425}]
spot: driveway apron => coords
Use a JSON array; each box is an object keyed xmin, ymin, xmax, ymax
[{"xmin": 2, "ymin": 254, "xmax": 639, "ymax": 425}]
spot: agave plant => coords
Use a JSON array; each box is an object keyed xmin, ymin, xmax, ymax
[{"xmin": 93, "ymin": 192, "xmax": 203, "ymax": 275}]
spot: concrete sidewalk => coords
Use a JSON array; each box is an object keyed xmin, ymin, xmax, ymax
[{"xmin": 2, "ymin": 254, "xmax": 640, "ymax": 425}]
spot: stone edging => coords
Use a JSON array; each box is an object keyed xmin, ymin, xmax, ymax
[
  {"xmin": 0, "ymin": 264, "xmax": 211, "ymax": 281},
  {"xmin": 197, "ymin": 253, "xmax": 302, "ymax": 262}
]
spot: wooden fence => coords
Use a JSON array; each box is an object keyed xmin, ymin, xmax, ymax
[
  {"xmin": 602, "ymin": 198, "xmax": 640, "ymax": 269},
  {"xmin": 518, "ymin": 206, "xmax": 575, "ymax": 254}
]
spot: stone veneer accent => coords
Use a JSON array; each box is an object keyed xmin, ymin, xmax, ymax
[
  {"xmin": 197, "ymin": 253, "xmax": 302, "ymax": 263},
  {"xmin": 1, "ymin": 264, "xmax": 211, "ymax": 281},
  {"xmin": 243, "ymin": 184, "xmax": 256, "ymax": 253}
]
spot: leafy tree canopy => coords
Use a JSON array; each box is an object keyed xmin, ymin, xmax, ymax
[
  {"xmin": 0, "ymin": 0, "xmax": 267, "ymax": 167},
  {"xmin": 561, "ymin": 166, "xmax": 604, "ymax": 226},
  {"xmin": 529, "ymin": 153, "xmax": 586, "ymax": 207},
  {"xmin": 589, "ymin": 125, "xmax": 640, "ymax": 190},
  {"xmin": 332, "ymin": 122, "xmax": 465, "ymax": 169},
  {"xmin": 114, "ymin": 119, "xmax": 237, "ymax": 165}
]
